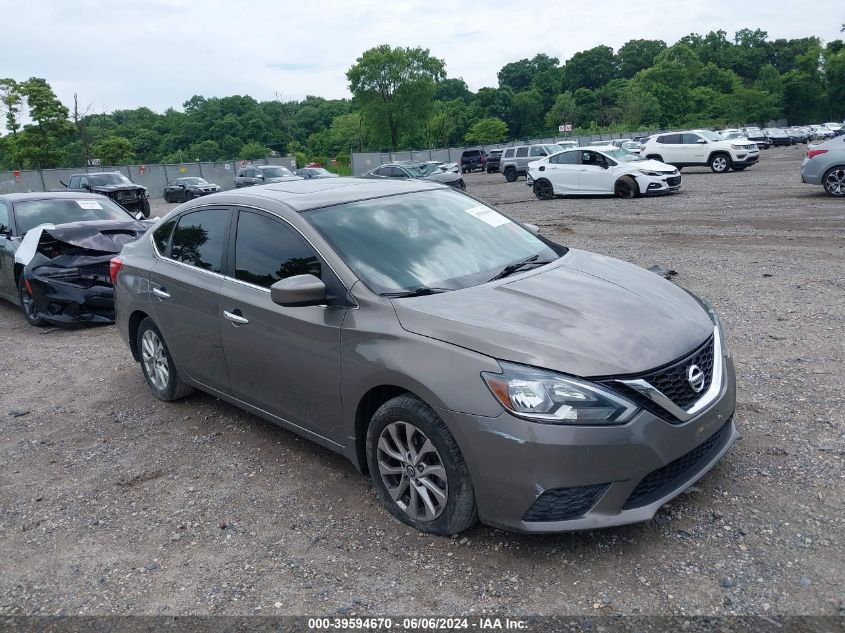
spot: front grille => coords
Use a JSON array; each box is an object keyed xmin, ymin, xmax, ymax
[
  {"xmin": 667, "ymin": 176, "xmax": 681, "ymax": 186},
  {"xmin": 523, "ymin": 483, "xmax": 609, "ymax": 522},
  {"xmin": 642, "ymin": 336, "xmax": 714, "ymax": 409},
  {"xmin": 623, "ymin": 419, "xmax": 732, "ymax": 510}
]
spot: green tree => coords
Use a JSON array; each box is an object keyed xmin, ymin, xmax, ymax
[
  {"xmin": 544, "ymin": 91, "xmax": 577, "ymax": 130},
  {"xmin": 616, "ymin": 40, "xmax": 667, "ymax": 78},
  {"xmin": 510, "ymin": 90, "xmax": 545, "ymax": 138},
  {"xmin": 563, "ymin": 46, "xmax": 616, "ymax": 90},
  {"xmin": 435, "ymin": 78, "xmax": 472, "ymax": 102},
  {"xmin": 497, "ymin": 54, "xmax": 559, "ymax": 92},
  {"xmin": 347, "ymin": 45, "xmax": 445, "ymax": 149},
  {"xmin": 18, "ymin": 77, "xmax": 73, "ymax": 168},
  {"xmin": 240, "ymin": 141, "xmax": 267, "ymax": 159},
  {"xmin": 0, "ymin": 78, "xmax": 22, "ymax": 135},
  {"xmin": 464, "ymin": 117, "xmax": 507, "ymax": 145},
  {"xmin": 94, "ymin": 136, "xmax": 135, "ymax": 165}
]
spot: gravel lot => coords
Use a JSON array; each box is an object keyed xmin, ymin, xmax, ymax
[{"xmin": 1, "ymin": 147, "xmax": 843, "ymax": 617}]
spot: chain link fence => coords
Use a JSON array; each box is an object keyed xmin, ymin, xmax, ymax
[
  {"xmin": 0, "ymin": 156, "xmax": 297, "ymax": 199},
  {"xmin": 351, "ymin": 131, "xmax": 664, "ymax": 176}
]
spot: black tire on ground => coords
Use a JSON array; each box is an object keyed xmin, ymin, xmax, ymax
[
  {"xmin": 163, "ymin": 192, "xmax": 171, "ymax": 203},
  {"xmin": 504, "ymin": 168, "xmax": 517, "ymax": 182},
  {"xmin": 822, "ymin": 166, "xmax": 845, "ymax": 197},
  {"xmin": 366, "ymin": 394, "xmax": 477, "ymax": 535},
  {"xmin": 184, "ymin": 190, "xmax": 192, "ymax": 202},
  {"xmin": 533, "ymin": 178, "xmax": 554, "ymax": 200},
  {"xmin": 140, "ymin": 199, "xmax": 151, "ymax": 218},
  {"xmin": 18, "ymin": 275, "xmax": 46, "ymax": 327},
  {"xmin": 614, "ymin": 175, "xmax": 638, "ymax": 199},
  {"xmin": 709, "ymin": 153, "xmax": 732, "ymax": 173},
  {"xmin": 136, "ymin": 317, "xmax": 195, "ymax": 402}
]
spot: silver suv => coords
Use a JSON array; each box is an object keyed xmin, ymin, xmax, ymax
[{"xmin": 500, "ymin": 144, "xmax": 564, "ymax": 182}]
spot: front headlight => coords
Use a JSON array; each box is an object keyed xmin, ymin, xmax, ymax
[
  {"xmin": 637, "ymin": 169, "xmax": 661, "ymax": 177},
  {"xmin": 482, "ymin": 362, "xmax": 639, "ymax": 424}
]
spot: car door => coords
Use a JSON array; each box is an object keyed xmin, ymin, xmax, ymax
[
  {"xmin": 681, "ymin": 132, "xmax": 708, "ymax": 163},
  {"xmin": 654, "ymin": 134, "xmax": 680, "ymax": 163},
  {"xmin": 543, "ymin": 150, "xmax": 580, "ymax": 194},
  {"xmin": 149, "ymin": 208, "xmax": 232, "ymax": 394},
  {"xmin": 577, "ymin": 150, "xmax": 616, "ymax": 193},
  {"xmin": 0, "ymin": 200, "xmax": 17, "ymax": 302},
  {"xmin": 218, "ymin": 208, "xmax": 347, "ymax": 441}
]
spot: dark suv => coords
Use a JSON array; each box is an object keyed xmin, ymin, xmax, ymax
[
  {"xmin": 234, "ymin": 165, "xmax": 301, "ymax": 188},
  {"xmin": 65, "ymin": 172, "xmax": 151, "ymax": 217},
  {"xmin": 460, "ymin": 149, "xmax": 487, "ymax": 173},
  {"xmin": 486, "ymin": 149, "xmax": 503, "ymax": 173}
]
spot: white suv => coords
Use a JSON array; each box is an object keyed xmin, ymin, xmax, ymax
[{"xmin": 641, "ymin": 129, "xmax": 759, "ymax": 173}]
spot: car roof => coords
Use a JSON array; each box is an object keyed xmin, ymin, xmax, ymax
[
  {"xmin": 71, "ymin": 171, "xmax": 123, "ymax": 176},
  {"xmin": 185, "ymin": 177, "xmax": 444, "ymax": 213},
  {"xmin": 0, "ymin": 191, "xmax": 111, "ymax": 202}
]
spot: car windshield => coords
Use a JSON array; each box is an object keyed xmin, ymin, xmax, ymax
[
  {"xmin": 309, "ymin": 168, "xmax": 332, "ymax": 175},
  {"xmin": 182, "ymin": 177, "xmax": 208, "ymax": 185},
  {"xmin": 698, "ymin": 130, "xmax": 721, "ymax": 141},
  {"xmin": 15, "ymin": 198, "xmax": 134, "ymax": 234},
  {"xmin": 259, "ymin": 166, "xmax": 293, "ymax": 177},
  {"xmin": 603, "ymin": 148, "xmax": 641, "ymax": 162},
  {"xmin": 307, "ymin": 189, "xmax": 559, "ymax": 295},
  {"xmin": 90, "ymin": 173, "xmax": 132, "ymax": 186},
  {"xmin": 404, "ymin": 163, "xmax": 440, "ymax": 177}
]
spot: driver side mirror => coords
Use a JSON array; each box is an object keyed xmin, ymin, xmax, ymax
[
  {"xmin": 0, "ymin": 224, "xmax": 11, "ymax": 237},
  {"xmin": 83, "ymin": 184, "xmax": 92, "ymax": 191},
  {"xmin": 270, "ymin": 274, "xmax": 327, "ymax": 307},
  {"xmin": 697, "ymin": 139, "xmax": 707, "ymax": 144}
]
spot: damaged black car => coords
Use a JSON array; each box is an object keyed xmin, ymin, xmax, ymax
[
  {"xmin": 64, "ymin": 172, "xmax": 151, "ymax": 218},
  {"xmin": 0, "ymin": 192, "xmax": 153, "ymax": 326}
]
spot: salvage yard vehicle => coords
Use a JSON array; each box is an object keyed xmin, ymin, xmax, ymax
[
  {"xmin": 500, "ymin": 144, "xmax": 565, "ymax": 182},
  {"xmin": 0, "ymin": 192, "xmax": 151, "ymax": 326},
  {"xmin": 527, "ymin": 147, "xmax": 680, "ymax": 199},
  {"xmin": 485, "ymin": 149, "xmax": 503, "ymax": 173},
  {"xmin": 763, "ymin": 128, "xmax": 793, "ymax": 146},
  {"xmin": 113, "ymin": 178, "xmax": 738, "ymax": 535},
  {"xmin": 295, "ymin": 167, "xmax": 340, "ymax": 179},
  {"xmin": 801, "ymin": 135, "xmax": 845, "ymax": 197},
  {"xmin": 234, "ymin": 165, "xmax": 301, "ymax": 187},
  {"xmin": 459, "ymin": 149, "xmax": 487, "ymax": 173},
  {"xmin": 163, "ymin": 177, "xmax": 221, "ymax": 203},
  {"xmin": 64, "ymin": 172, "xmax": 151, "ymax": 218},
  {"xmin": 362, "ymin": 161, "xmax": 465, "ymax": 190},
  {"xmin": 642, "ymin": 129, "xmax": 759, "ymax": 173}
]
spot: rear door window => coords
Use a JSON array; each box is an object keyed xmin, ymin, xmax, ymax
[
  {"xmin": 682, "ymin": 133, "xmax": 702, "ymax": 144},
  {"xmin": 550, "ymin": 151, "xmax": 580, "ymax": 165},
  {"xmin": 657, "ymin": 134, "xmax": 682, "ymax": 144},
  {"xmin": 515, "ymin": 147, "xmax": 529, "ymax": 158},
  {"xmin": 169, "ymin": 208, "xmax": 230, "ymax": 273},
  {"xmin": 529, "ymin": 146, "xmax": 546, "ymax": 157},
  {"xmin": 152, "ymin": 218, "xmax": 176, "ymax": 255},
  {"xmin": 503, "ymin": 148, "xmax": 515, "ymax": 158}
]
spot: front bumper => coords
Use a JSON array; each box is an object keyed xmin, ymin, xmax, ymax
[
  {"xmin": 27, "ymin": 274, "xmax": 116, "ymax": 324},
  {"xmin": 733, "ymin": 153, "xmax": 759, "ymax": 167},
  {"xmin": 634, "ymin": 173, "xmax": 681, "ymax": 195},
  {"xmin": 441, "ymin": 356, "xmax": 737, "ymax": 533}
]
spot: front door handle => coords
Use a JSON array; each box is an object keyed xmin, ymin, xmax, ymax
[
  {"xmin": 152, "ymin": 287, "xmax": 170, "ymax": 299},
  {"xmin": 223, "ymin": 310, "xmax": 249, "ymax": 325}
]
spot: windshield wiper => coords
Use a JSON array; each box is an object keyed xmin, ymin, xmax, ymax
[
  {"xmin": 488, "ymin": 254, "xmax": 551, "ymax": 282},
  {"xmin": 382, "ymin": 286, "xmax": 453, "ymax": 298}
]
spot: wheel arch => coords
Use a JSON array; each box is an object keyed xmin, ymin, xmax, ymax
[
  {"xmin": 127, "ymin": 309, "xmax": 153, "ymax": 362},
  {"xmin": 353, "ymin": 385, "xmax": 421, "ymax": 474},
  {"xmin": 615, "ymin": 174, "xmax": 640, "ymax": 197}
]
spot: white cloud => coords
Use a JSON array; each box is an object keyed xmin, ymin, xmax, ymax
[{"xmin": 0, "ymin": 0, "xmax": 840, "ymax": 113}]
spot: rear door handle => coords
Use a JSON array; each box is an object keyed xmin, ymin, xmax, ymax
[
  {"xmin": 152, "ymin": 287, "xmax": 170, "ymax": 299},
  {"xmin": 223, "ymin": 310, "xmax": 249, "ymax": 325}
]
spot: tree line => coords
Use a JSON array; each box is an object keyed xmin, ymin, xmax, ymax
[{"xmin": 0, "ymin": 28, "xmax": 843, "ymax": 171}]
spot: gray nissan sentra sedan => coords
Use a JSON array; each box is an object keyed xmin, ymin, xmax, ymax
[{"xmin": 113, "ymin": 178, "xmax": 738, "ymax": 535}]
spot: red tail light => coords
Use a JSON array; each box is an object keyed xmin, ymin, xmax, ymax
[
  {"xmin": 807, "ymin": 149, "xmax": 828, "ymax": 159},
  {"xmin": 109, "ymin": 257, "xmax": 123, "ymax": 285}
]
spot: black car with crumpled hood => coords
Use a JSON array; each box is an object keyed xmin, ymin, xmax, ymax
[{"xmin": 65, "ymin": 172, "xmax": 151, "ymax": 218}]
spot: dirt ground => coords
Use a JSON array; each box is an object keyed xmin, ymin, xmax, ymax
[{"xmin": 1, "ymin": 147, "xmax": 843, "ymax": 617}]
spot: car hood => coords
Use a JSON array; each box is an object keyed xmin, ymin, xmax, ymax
[
  {"xmin": 14, "ymin": 219, "xmax": 150, "ymax": 266},
  {"xmin": 630, "ymin": 159, "xmax": 677, "ymax": 172},
  {"xmin": 420, "ymin": 171, "xmax": 461, "ymax": 183},
  {"xmin": 92, "ymin": 184, "xmax": 144, "ymax": 192},
  {"xmin": 391, "ymin": 249, "xmax": 713, "ymax": 377},
  {"xmin": 265, "ymin": 176, "xmax": 303, "ymax": 183}
]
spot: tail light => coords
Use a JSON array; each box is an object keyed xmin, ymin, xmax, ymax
[
  {"xmin": 806, "ymin": 149, "xmax": 828, "ymax": 159},
  {"xmin": 109, "ymin": 257, "xmax": 123, "ymax": 285}
]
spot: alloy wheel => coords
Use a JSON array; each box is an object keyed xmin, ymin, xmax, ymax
[
  {"xmin": 141, "ymin": 329, "xmax": 170, "ymax": 390},
  {"xmin": 614, "ymin": 179, "xmax": 635, "ymax": 198},
  {"xmin": 376, "ymin": 421, "xmax": 448, "ymax": 521},
  {"xmin": 534, "ymin": 179, "xmax": 554, "ymax": 200},
  {"xmin": 824, "ymin": 169, "xmax": 845, "ymax": 196},
  {"xmin": 712, "ymin": 156, "xmax": 728, "ymax": 172}
]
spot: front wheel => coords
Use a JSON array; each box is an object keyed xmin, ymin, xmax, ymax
[
  {"xmin": 366, "ymin": 395, "xmax": 477, "ymax": 535},
  {"xmin": 18, "ymin": 276, "xmax": 46, "ymax": 327},
  {"xmin": 533, "ymin": 178, "xmax": 554, "ymax": 200},
  {"xmin": 504, "ymin": 168, "xmax": 517, "ymax": 182},
  {"xmin": 614, "ymin": 176, "xmax": 638, "ymax": 198},
  {"xmin": 140, "ymin": 199, "xmax": 151, "ymax": 218},
  {"xmin": 823, "ymin": 167, "xmax": 845, "ymax": 196},
  {"xmin": 710, "ymin": 154, "xmax": 731, "ymax": 173},
  {"xmin": 136, "ymin": 318, "xmax": 195, "ymax": 401}
]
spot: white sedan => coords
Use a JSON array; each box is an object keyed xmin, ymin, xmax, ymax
[{"xmin": 526, "ymin": 147, "xmax": 681, "ymax": 200}]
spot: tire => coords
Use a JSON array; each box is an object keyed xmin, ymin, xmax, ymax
[
  {"xmin": 184, "ymin": 190, "xmax": 193, "ymax": 202},
  {"xmin": 18, "ymin": 276, "xmax": 46, "ymax": 327},
  {"xmin": 136, "ymin": 317, "xmax": 194, "ymax": 401},
  {"xmin": 709, "ymin": 153, "xmax": 731, "ymax": 173},
  {"xmin": 461, "ymin": 168, "xmax": 467, "ymax": 174},
  {"xmin": 140, "ymin": 199, "xmax": 151, "ymax": 218},
  {"xmin": 533, "ymin": 178, "xmax": 554, "ymax": 200},
  {"xmin": 163, "ymin": 192, "xmax": 171, "ymax": 203},
  {"xmin": 504, "ymin": 167, "xmax": 517, "ymax": 182},
  {"xmin": 614, "ymin": 176, "xmax": 638, "ymax": 199},
  {"xmin": 822, "ymin": 166, "xmax": 845, "ymax": 197},
  {"xmin": 366, "ymin": 394, "xmax": 477, "ymax": 535}
]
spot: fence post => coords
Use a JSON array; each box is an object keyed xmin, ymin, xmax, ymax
[
  {"xmin": 198, "ymin": 162, "xmax": 204, "ymax": 179},
  {"xmin": 38, "ymin": 168, "xmax": 46, "ymax": 192}
]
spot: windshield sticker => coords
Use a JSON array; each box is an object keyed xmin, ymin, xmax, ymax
[
  {"xmin": 464, "ymin": 205, "xmax": 511, "ymax": 227},
  {"xmin": 77, "ymin": 200, "xmax": 103, "ymax": 210}
]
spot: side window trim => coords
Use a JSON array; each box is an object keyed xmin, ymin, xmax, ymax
[{"xmin": 153, "ymin": 206, "xmax": 232, "ymax": 277}]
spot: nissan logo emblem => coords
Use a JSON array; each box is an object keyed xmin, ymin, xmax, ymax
[{"xmin": 687, "ymin": 364, "xmax": 706, "ymax": 393}]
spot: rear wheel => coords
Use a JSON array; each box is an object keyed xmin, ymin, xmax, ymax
[
  {"xmin": 823, "ymin": 167, "xmax": 845, "ymax": 197},
  {"xmin": 18, "ymin": 276, "xmax": 46, "ymax": 327},
  {"xmin": 136, "ymin": 318, "xmax": 194, "ymax": 401},
  {"xmin": 504, "ymin": 167, "xmax": 517, "ymax": 182},
  {"xmin": 614, "ymin": 176, "xmax": 638, "ymax": 199},
  {"xmin": 709, "ymin": 153, "xmax": 731, "ymax": 173},
  {"xmin": 163, "ymin": 191, "xmax": 171, "ymax": 203},
  {"xmin": 366, "ymin": 395, "xmax": 477, "ymax": 535},
  {"xmin": 533, "ymin": 178, "xmax": 554, "ymax": 200}
]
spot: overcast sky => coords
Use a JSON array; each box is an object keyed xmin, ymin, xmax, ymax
[{"xmin": 1, "ymin": 0, "xmax": 841, "ymax": 114}]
